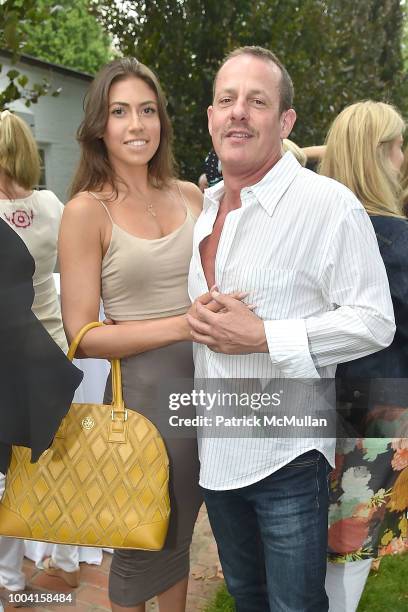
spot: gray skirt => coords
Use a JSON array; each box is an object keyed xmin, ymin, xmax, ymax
[{"xmin": 104, "ymin": 341, "xmax": 202, "ymax": 606}]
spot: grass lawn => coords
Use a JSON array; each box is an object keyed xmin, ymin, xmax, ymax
[
  {"xmin": 358, "ymin": 554, "xmax": 408, "ymax": 612},
  {"xmin": 204, "ymin": 554, "xmax": 408, "ymax": 612}
]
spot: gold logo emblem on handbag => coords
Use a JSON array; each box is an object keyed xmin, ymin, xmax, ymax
[{"xmin": 82, "ymin": 416, "xmax": 95, "ymax": 430}]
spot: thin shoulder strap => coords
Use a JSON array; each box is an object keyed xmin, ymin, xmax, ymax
[
  {"xmin": 88, "ymin": 191, "xmax": 113, "ymax": 224},
  {"xmin": 175, "ymin": 181, "xmax": 195, "ymax": 218}
]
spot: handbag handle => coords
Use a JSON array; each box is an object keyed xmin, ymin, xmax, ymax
[{"xmin": 67, "ymin": 321, "xmax": 126, "ymax": 420}]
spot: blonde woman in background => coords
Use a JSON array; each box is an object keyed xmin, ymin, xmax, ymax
[
  {"xmin": 320, "ymin": 101, "xmax": 408, "ymax": 612},
  {"xmin": 0, "ymin": 110, "xmax": 81, "ymax": 592}
]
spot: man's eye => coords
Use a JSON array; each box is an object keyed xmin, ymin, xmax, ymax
[
  {"xmin": 219, "ymin": 98, "xmax": 232, "ymax": 105},
  {"xmin": 253, "ymin": 99, "xmax": 265, "ymax": 106}
]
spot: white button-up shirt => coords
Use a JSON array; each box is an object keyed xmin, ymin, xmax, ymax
[{"xmin": 188, "ymin": 152, "xmax": 395, "ymax": 490}]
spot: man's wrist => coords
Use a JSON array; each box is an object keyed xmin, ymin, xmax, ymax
[{"xmin": 255, "ymin": 320, "xmax": 268, "ymax": 352}]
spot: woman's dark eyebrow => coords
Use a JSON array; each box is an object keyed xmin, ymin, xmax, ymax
[{"xmin": 109, "ymin": 100, "xmax": 157, "ymax": 107}]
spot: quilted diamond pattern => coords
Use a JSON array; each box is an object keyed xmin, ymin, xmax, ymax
[{"xmin": 0, "ymin": 402, "xmax": 170, "ymax": 550}]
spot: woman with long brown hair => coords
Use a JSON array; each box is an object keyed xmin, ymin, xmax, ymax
[{"xmin": 59, "ymin": 58, "xmax": 206, "ymax": 612}]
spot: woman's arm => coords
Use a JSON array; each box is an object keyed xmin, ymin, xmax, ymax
[
  {"xmin": 302, "ymin": 145, "xmax": 326, "ymax": 162},
  {"xmin": 59, "ymin": 194, "xmax": 191, "ymax": 359}
]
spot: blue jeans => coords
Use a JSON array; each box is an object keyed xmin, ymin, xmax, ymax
[{"xmin": 202, "ymin": 450, "xmax": 330, "ymax": 612}]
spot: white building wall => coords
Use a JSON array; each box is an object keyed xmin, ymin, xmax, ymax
[{"xmin": 0, "ymin": 55, "xmax": 91, "ymax": 202}]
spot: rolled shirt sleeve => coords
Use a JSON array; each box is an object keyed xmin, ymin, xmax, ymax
[{"xmin": 264, "ymin": 208, "xmax": 395, "ymax": 377}]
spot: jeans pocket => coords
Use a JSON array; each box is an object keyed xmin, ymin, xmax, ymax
[{"xmin": 286, "ymin": 449, "xmax": 321, "ymax": 468}]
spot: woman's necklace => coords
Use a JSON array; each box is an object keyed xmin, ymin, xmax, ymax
[
  {"xmin": 133, "ymin": 187, "xmax": 157, "ymax": 217},
  {"xmin": 146, "ymin": 201, "xmax": 156, "ymax": 217}
]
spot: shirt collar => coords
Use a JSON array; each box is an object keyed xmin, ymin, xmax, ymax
[
  {"xmin": 203, "ymin": 179, "xmax": 225, "ymax": 212},
  {"xmin": 203, "ymin": 151, "xmax": 303, "ymax": 216},
  {"xmin": 250, "ymin": 151, "xmax": 303, "ymax": 216}
]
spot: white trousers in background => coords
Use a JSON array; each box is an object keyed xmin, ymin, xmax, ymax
[{"xmin": 325, "ymin": 558, "xmax": 372, "ymax": 612}]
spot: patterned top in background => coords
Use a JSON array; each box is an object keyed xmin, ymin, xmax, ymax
[
  {"xmin": 328, "ymin": 435, "xmax": 408, "ymax": 561},
  {"xmin": 204, "ymin": 149, "xmax": 222, "ymax": 187},
  {"xmin": 329, "ymin": 215, "xmax": 408, "ymax": 562},
  {"xmin": 0, "ymin": 190, "xmax": 67, "ymax": 351}
]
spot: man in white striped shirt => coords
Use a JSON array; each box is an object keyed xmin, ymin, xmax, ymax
[{"xmin": 187, "ymin": 46, "xmax": 395, "ymax": 612}]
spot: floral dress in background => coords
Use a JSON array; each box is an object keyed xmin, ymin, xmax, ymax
[
  {"xmin": 328, "ymin": 430, "xmax": 408, "ymax": 563},
  {"xmin": 329, "ymin": 216, "xmax": 408, "ymax": 564}
]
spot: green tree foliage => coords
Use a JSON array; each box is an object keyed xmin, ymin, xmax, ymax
[
  {"xmin": 0, "ymin": 0, "xmax": 55, "ymax": 107},
  {"xmin": 399, "ymin": 0, "xmax": 408, "ymax": 69},
  {"xmin": 92, "ymin": 0, "xmax": 407, "ymax": 181},
  {"xmin": 22, "ymin": 0, "xmax": 112, "ymax": 75},
  {"xmin": 0, "ymin": 0, "xmax": 111, "ymax": 108}
]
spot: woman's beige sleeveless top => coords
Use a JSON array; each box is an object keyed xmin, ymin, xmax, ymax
[{"xmin": 90, "ymin": 188, "xmax": 196, "ymax": 321}]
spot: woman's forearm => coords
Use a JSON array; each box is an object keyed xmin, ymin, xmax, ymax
[
  {"xmin": 70, "ymin": 314, "xmax": 190, "ymax": 359},
  {"xmin": 302, "ymin": 145, "xmax": 326, "ymax": 161}
]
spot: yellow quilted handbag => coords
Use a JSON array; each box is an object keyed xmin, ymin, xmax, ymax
[{"xmin": 0, "ymin": 322, "xmax": 170, "ymax": 549}]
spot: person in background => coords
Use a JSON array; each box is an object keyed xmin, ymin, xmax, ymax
[
  {"xmin": 204, "ymin": 148, "xmax": 223, "ymax": 186},
  {"xmin": 0, "ymin": 110, "xmax": 82, "ymax": 593},
  {"xmin": 399, "ymin": 146, "xmax": 408, "ymax": 216},
  {"xmin": 320, "ymin": 100, "xmax": 408, "ymax": 612},
  {"xmin": 198, "ymin": 173, "xmax": 208, "ymax": 192},
  {"xmin": 282, "ymin": 138, "xmax": 307, "ymax": 166},
  {"xmin": 302, "ymin": 144, "xmax": 326, "ymax": 170}
]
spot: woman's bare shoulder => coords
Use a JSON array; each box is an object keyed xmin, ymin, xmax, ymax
[
  {"xmin": 63, "ymin": 191, "xmax": 108, "ymax": 218},
  {"xmin": 177, "ymin": 180, "xmax": 203, "ymax": 217}
]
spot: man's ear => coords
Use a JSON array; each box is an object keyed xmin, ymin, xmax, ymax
[
  {"xmin": 207, "ymin": 105, "xmax": 213, "ymax": 137},
  {"xmin": 280, "ymin": 109, "xmax": 296, "ymax": 139}
]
